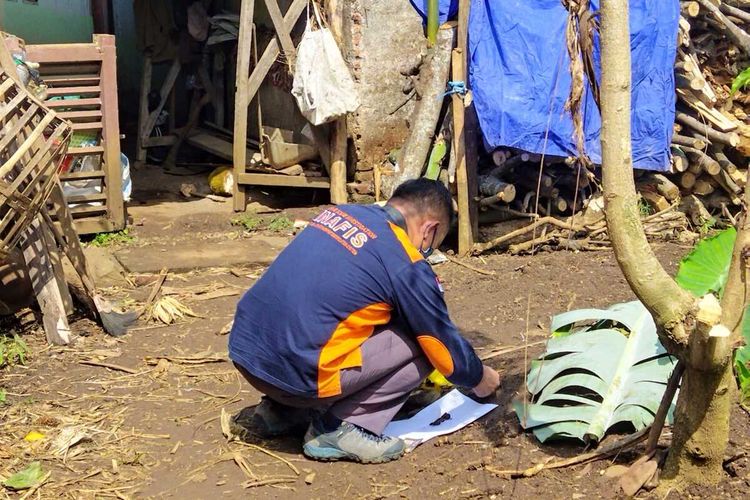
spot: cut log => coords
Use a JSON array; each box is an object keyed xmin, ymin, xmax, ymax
[
  {"xmin": 381, "ymin": 27, "xmax": 455, "ymax": 198},
  {"xmin": 680, "ymin": 171, "xmax": 697, "ymax": 189},
  {"xmin": 672, "ymin": 133, "xmax": 707, "ymax": 150},
  {"xmin": 695, "ymin": 0, "xmax": 750, "ymax": 53},
  {"xmin": 712, "ymin": 168, "xmax": 743, "ymax": 195},
  {"xmin": 675, "ymin": 111, "xmax": 741, "ymax": 147},
  {"xmin": 492, "ymin": 150, "xmax": 508, "ymax": 166},
  {"xmin": 640, "ymin": 190, "xmax": 671, "ymax": 212},
  {"xmin": 720, "ymin": 2, "xmax": 750, "ymax": 24},
  {"xmin": 671, "ymin": 146, "xmax": 689, "ymax": 173},
  {"xmin": 478, "ymin": 175, "xmax": 516, "ymax": 202},
  {"xmin": 681, "ymin": 145, "xmax": 722, "ymax": 175},
  {"xmin": 682, "ymin": 1, "xmax": 700, "ymax": 18},
  {"xmin": 638, "ymin": 172, "xmax": 681, "ymax": 201},
  {"xmin": 693, "ymin": 178, "xmax": 716, "ymax": 196},
  {"xmin": 711, "ymin": 146, "xmax": 739, "ymax": 174},
  {"xmin": 551, "ymin": 196, "xmax": 569, "ymax": 213}
]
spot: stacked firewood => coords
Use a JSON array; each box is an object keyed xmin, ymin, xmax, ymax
[
  {"xmin": 478, "ymin": 0, "xmax": 749, "ymax": 232},
  {"xmin": 476, "ymin": 150, "xmax": 592, "ymax": 217},
  {"xmin": 667, "ymin": 0, "xmax": 749, "ymax": 220}
]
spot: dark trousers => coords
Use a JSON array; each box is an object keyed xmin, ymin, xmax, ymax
[{"xmin": 235, "ymin": 326, "xmax": 432, "ymax": 435}]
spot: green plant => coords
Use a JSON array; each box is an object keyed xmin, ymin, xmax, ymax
[
  {"xmin": 0, "ymin": 335, "xmax": 29, "ymax": 368},
  {"xmin": 731, "ymin": 66, "xmax": 750, "ymax": 95},
  {"xmin": 674, "ymin": 228, "xmax": 750, "ymax": 402},
  {"xmin": 89, "ymin": 229, "xmax": 135, "ymax": 247},
  {"xmin": 637, "ymin": 198, "xmax": 653, "ymax": 217},
  {"xmin": 231, "ymin": 214, "xmax": 263, "ymax": 232},
  {"xmin": 514, "ymin": 301, "xmax": 677, "ymax": 443},
  {"xmin": 0, "ymin": 388, "xmax": 6, "ymax": 404},
  {"xmin": 267, "ymin": 215, "xmax": 293, "ymax": 233},
  {"xmin": 698, "ymin": 216, "xmax": 717, "ymax": 237}
]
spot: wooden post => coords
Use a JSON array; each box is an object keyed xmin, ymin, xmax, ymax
[
  {"xmin": 454, "ymin": 0, "xmax": 477, "ymax": 255},
  {"xmin": 20, "ymin": 218, "xmax": 72, "ymax": 345},
  {"xmin": 452, "ymin": 49, "xmax": 472, "ymax": 256},
  {"xmin": 232, "ymin": 0, "xmax": 255, "ymax": 212},
  {"xmin": 96, "ymin": 34, "xmax": 125, "ymax": 230},
  {"xmin": 135, "ymin": 55, "xmax": 152, "ymax": 167},
  {"xmin": 327, "ymin": 0, "xmax": 348, "ymax": 205}
]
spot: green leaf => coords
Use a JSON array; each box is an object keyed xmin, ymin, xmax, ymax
[
  {"xmin": 675, "ymin": 228, "xmax": 736, "ymax": 297},
  {"xmin": 515, "ymin": 301, "xmax": 678, "ymax": 444},
  {"xmin": 0, "ymin": 389, "xmax": 5, "ymax": 404},
  {"xmin": 731, "ymin": 67, "xmax": 750, "ymax": 95},
  {"xmin": 3, "ymin": 462, "xmax": 45, "ymax": 490}
]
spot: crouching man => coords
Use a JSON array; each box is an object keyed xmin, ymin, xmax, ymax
[{"xmin": 228, "ymin": 179, "xmax": 500, "ymax": 463}]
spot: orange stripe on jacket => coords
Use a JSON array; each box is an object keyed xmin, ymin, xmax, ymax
[
  {"xmin": 417, "ymin": 335, "xmax": 455, "ymax": 377},
  {"xmin": 317, "ymin": 302, "xmax": 392, "ymax": 397},
  {"xmin": 388, "ymin": 222, "xmax": 423, "ymax": 264}
]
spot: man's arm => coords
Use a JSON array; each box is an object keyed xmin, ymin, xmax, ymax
[{"xmin": 391, "ymin": 261, "xmax": 486, "ymax": 388}]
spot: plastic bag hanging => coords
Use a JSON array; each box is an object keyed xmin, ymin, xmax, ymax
[{"xmin": 291, "ymin": 1, "xmax": 360, "ymax": 126}]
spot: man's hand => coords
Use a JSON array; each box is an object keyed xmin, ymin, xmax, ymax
[{"xmin": 472, "ymin": 365, "xmax": 500, "ymax": 398}]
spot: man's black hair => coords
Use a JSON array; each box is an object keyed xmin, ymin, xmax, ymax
[{"xmin": 389, "ymin": 178, "xmax": 455, "ymax": 225}]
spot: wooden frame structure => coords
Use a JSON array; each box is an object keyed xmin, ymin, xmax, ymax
[
  {"xmin": 23, "ymin": 35, "xmax": 126, "ymax": 235},
  {"xmin": 232, "ymin": 0, "xmax": 348, "ymax": 211},
  {"xmin": 135, "ymin": 56, "xmax": 181, "ymax": 167}
]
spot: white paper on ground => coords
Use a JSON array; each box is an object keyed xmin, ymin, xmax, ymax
[{"xmin": 384, "ymin": 389, "xmax": 498, "ymax": 451}]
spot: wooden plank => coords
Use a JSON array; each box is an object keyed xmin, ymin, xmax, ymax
[
  {"xmin": 57, "ymin": 109, "xmax": 103, "ymax": 120},
  {"xmin": 64, "ymin": 192, "xmax": 108, "ymax": 204},
  {"xmin": 46, "ymin": 97, "xmax": 102, "ymax": 108},
  {"xmin": 25, "ymin": 43, "xmax": 103, "ymax": 63},
  {"xmin": 233, "ymin": 0, "xmax": 256, "ymax": 212},
  {"xmin": 143, "ymin": 135, "xmax": 177, "ymax": 148},
  {"xmin": 237, "ymin": 172, "xmax": 331, "ymax": 188},
  {"xmin": 71, "ymin": 122, "xmax": 103, "ymax": 131},
  {"xmin": 40, "ymin": 215, "xmax": 75, "ymax": 316},
  {"xmin": 67, "ymin": 146, "xmax": 105, "ymax": 155},
  {"xmin": 189, "ymin": 130, "xmax": 252, "ymax": 161},
  {"xmin": 44, "ymin": 75, "xmax": 101, "ymax": 86},
  {"xmin": 46, "ymin": 86, "xmax": 101, "ymax": 97},
  {"xmin": 69, "ymin": 205, "xmax": 108, "ymax": 217},
  {"xmin": 19, "ymin": 218, "xmax": 72, "ymax": 345},
  {"xmin": 136, "ymin": 55, "xmax": 152, "ymax": 166},
  {"xmin": 96, "ymin": 34, "xmax": 126, "ymax": 231},
  {"xmin": 264, "ymin": 0, "xmax": 298, "ymax": 64},
  {"xmin": 74, "ymin": 217, "xmax": 118, "ymax": 235},
  {"xmin": 60, "ymin": 170, "xmax": 105, "ymax": 181}
]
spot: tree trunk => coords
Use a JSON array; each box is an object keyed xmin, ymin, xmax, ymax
[
  {"xmin": 380, "ymin": 27, "xmax": 455, "ymax": 198},
  {"xmin": 600, "ymin": 0, "xmax": 748, "ymax": 489}
]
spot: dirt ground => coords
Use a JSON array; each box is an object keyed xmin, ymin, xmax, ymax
[{"xmin": 2, "ymin": 170, "xmax": 750, "ymax": 499}]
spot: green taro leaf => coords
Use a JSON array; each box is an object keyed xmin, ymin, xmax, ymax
[
  {"xmin": 675, "ymin": 228, "xmax": 736, "ymax": 297},
  {"xmin": 514, "ymin": 301, "xmax": 678, "ymax": 444},
  {"xmin": 3, "ymin": 462, "xmax": 45, "ymax": 491},
  {"xmin": 731, "ymin": 67, "xmax": 750, "ymax": 95}
]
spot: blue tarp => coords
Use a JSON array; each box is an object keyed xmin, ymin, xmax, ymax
[{"xmin": 410, "ymin": 0, "xmax": 679, "ymax": 171}]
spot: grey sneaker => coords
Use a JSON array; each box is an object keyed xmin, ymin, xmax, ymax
[
  {"xmin": 302, "ymin": 419, "xmax": 405, "ymax": 463},
  {"xmin": 232, "ymin": 397, "xmax": 311, "ymax": 439}
]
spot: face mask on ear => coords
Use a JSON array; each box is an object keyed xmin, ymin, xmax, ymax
[{"xmin": 420, "ymin": 224, "xmax": 438, "ymax": 258}]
